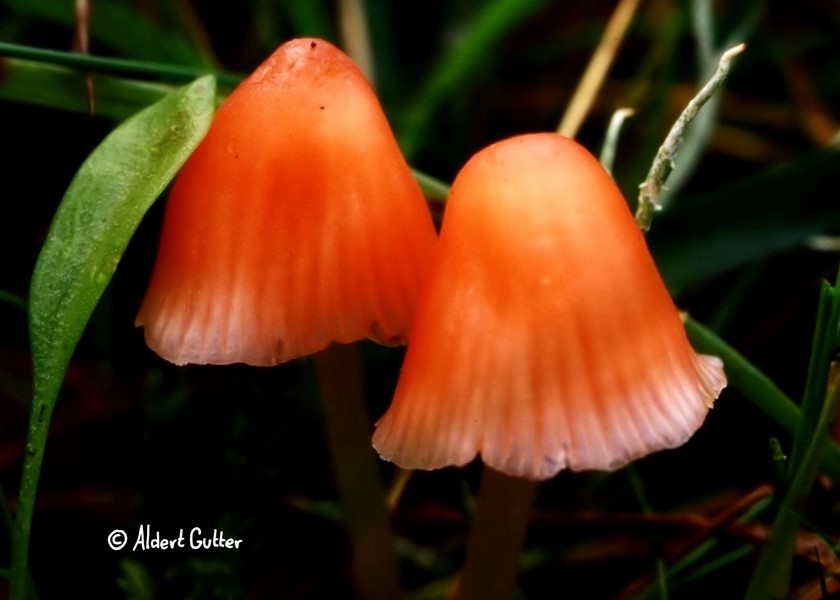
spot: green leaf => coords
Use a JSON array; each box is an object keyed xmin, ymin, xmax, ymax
[
  {"xmin": 11, "ymin": 75, "xmax": 216, "ymax": 600},
  {"xmin": 649, "ymin": 146, "xmax": 840, "ymax": 292},
  {"xmin": 743, "ymin": 268, "xmax": 840, "ymax": 600},
  {"xmin": 28, "ymin": 73, "xmax": 215, "ymax": 404},
  {"xmin": 412, "ymin": 168, "xmax": 450, "ymax": 204}
]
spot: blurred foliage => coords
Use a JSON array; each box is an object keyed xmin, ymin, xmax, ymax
[{"xmin": 1, "ymin": 1, "xmax": 840, "ymax": 599}]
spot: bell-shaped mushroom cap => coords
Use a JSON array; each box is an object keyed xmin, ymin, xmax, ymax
[
  {"xmin": 136, "ymin": 38, "xmax": 438, "ymax": 366},
  {"xmin": 372, "ymin": 133, "xmax": 726, "ymax": 481}
]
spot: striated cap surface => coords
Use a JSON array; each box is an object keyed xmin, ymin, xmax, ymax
[
  {"xmin": 136, "ymin": 38, "xmax": 438, "ymax": 365},
  {"xmin": 373, "ymin": 133, "xmax": 726, "ymax": 480}
]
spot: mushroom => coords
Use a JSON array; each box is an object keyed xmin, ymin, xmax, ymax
[
  {"xmin": 372, "ymin": 132, "xmax": 727, "ymax": 481},
  {"xmin": 136, "ymin": 38, "xmax": 438, "ymax": 366}
]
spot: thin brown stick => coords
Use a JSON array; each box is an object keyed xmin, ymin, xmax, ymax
[
  {"xmin": 73, "ymin": 0, "xmax": 94, "ymax": 115},
  {"xmin": 556, "ymin": 0, "xmax": 641, "ymax": 138},
  {"xmin": 781, "ymin": 60, "xmax": 840, "ymax": 147},
  {"xmin": 338, "ymin": 0, "xmax": 376, "ymax": 86},
  {"xmin": 615, "ymin": 484, "xmax": 773, "ymax": 600}
]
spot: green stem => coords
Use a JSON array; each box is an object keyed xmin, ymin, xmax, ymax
[
  {"xmin": 411, "ymin": 169, "xmax": 450, "ymax": 205},
  {"xmin": 628, "ymin": 495, "xmax": 772, "ymax": 600},
  {"xmin": 744, "ymin": 382, "xmax": 840, "ymax": 600},
  {"xmin": 0, "ymin": 41, "xmax": 241, "ymax": 87},
  {"xmin": 313, "ymin": 344, "xmax": 402, "ymax": 600},
  {"xmin": 743, "ymin": 274, "xmax": 840, "ymax": 600},
  {"xmin": 1, "ymin": 480, "xmax": 12, "ymax": 570},
  {"xmin": 0, "ymin": 58, "xmax": 179, "ymax": 120},
  {"xmin": 786, "ymin": 281, "xmax": 840, "ymax": 478},
  {"xmin": 10, "ymin": 397, "xmax": 52, "ymax": 600},
  {"xmin": 600, "ymin": 107, "xmax": 636, "ymax": 176},
  {"xmin": 684, "ymin": 316, "xmax": 840, "ymax": 480},
  {"xmin": 0, "ymin": 290, "xmax": 27, "ymax": 312},
  {"xmin": 457, "ymin": 466, "xmax": 536, "ymax": 600},
  {"xmin": 626, "ymin": 466, "xmax": 668, "ymax": 600}
]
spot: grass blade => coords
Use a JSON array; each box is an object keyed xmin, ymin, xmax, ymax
[{"xmin": 11, "ymin": 75, "xmax": 216, "ymax": 600}]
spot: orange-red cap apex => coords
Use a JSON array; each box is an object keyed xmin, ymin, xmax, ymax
[
  {"xmin": 372, "ymin": 133, "xmax": 726, "ymax": 480},
  {"xmin": 136, "ymin": 38, "xmax": 437, "ymax": 366}
]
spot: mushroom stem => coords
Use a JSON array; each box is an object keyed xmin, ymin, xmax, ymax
[
  {"xmin": 457, "ymin": 466, "xmax": 537, "ymax": 600},
  {"xmin": 314, "ymin": 344, "xmax": 402, "ymax": 600}
]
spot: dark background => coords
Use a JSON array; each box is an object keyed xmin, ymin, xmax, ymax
[{"xmin": 1, "ymin": 1, "xmax": 840, "ymax": 598}]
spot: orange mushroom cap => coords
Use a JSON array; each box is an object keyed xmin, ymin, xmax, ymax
[
  {"xmin": 136, "ymin": 38, "xmax": 438, "ymax": 366},
  {"xmin": 372, "ymin": 133, "xmax": 726, "ymax": 481}
]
